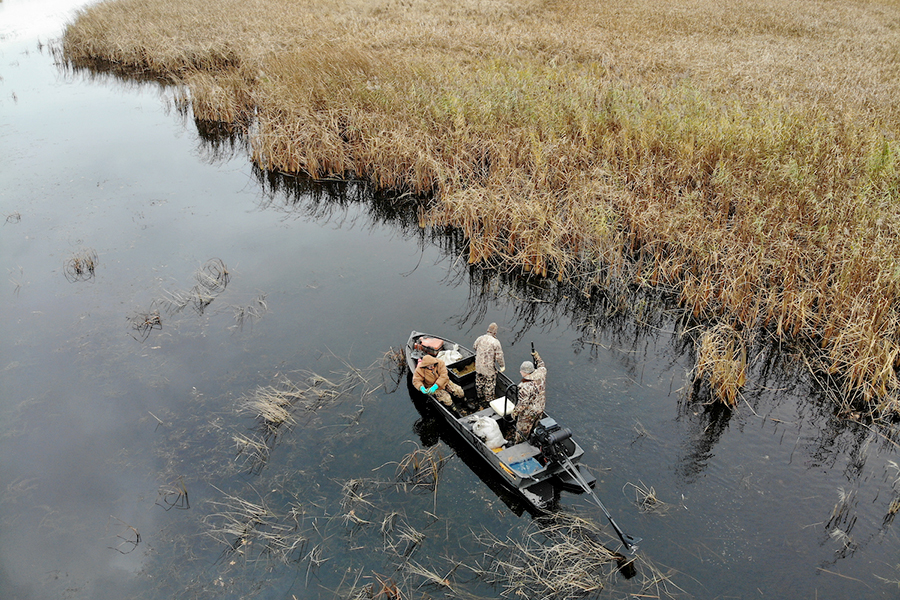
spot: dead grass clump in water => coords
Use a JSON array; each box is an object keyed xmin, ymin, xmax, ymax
[
  {"xmin": 393, "ymin": 444, "xmax": 448, "ymax": 494},
  {"xmin": 159, "ymin": 258, "xmax": 230, "ymax": 315},
  {"xmin": 232, "ymin": 432, "xmax": 271, "ymax": 474},
  {"xmin": 691, "ymin": 323, "xmax": 748, "ymax": 408},
  {"xmin": 156, "ymin": 475, "xmax": 190, "ymax": 510},
  {"xmin": 128, "ymin": 308, "xmax": 162, "ymax": 341},
  {"xmin": 379, "ymin": 346, "xmax": 407, "ymax": 393},
  {"xmin": 106, "ymin": 516, "xmax": 141, "ymax": 554},
  {"xmin": 64, "ymin": 248, "xmax": 98, "ymax": 282},
  {"xmin": 470, "ymin": 513, "xmax": 624, "ymax": 599},
  {"xmin": 205, "ymin": 487, "xmax": 311, "ymax": 564},
  {"xmin": 239, "ymin": 382, "xmax": 302, "ymax": 436},
  {"xmin": 61, "ymin": 0, "xmax": 900, "ymax": 413},
  {"xmin": 624, "ymin": 481, "xmax": 669, "ymax": 516},
  {"xmin": 230, "ymin": 293, "xmax": 268, "ymax": 332}
]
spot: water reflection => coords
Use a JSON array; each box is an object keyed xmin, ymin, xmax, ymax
[{"xmin": 675, "ymin": 398, "xmax": 734, "ymax": 484}]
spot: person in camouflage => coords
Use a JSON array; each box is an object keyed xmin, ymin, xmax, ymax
[
  {"xmin": 473, "ymin": 322, "xmax": 505, "ymax": 401},
  {"xmin": 512, "ymin": 352, "xmax": 546, "ymax": 443}
]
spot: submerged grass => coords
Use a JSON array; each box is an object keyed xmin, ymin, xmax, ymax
[
  {"xmin": 61, "ymin": 0, "xmax": 900, "ymax": 413},
  {"xmin": 470, "ymin": 512, "xmax": 659, "ymax": 599},
  {"xmin": 63, "ymin": 248, "xmax": 98, "ymax": 283}
]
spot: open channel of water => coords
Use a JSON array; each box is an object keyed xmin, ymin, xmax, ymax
[{"xmin": 2, "ymin": 2, "xmax": 899, "ymax": 598}]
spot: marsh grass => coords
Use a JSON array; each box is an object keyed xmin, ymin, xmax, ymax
[
  {"xmin": 380, "ymin": 346, "xmax": 407, "ymax": 394},
  {"xmin": 470, "ymin": 513, "xmax": 659, "ymax": 599},
  {"xmin": 624, "ymin": 481, "xmax": 669, "ymax": 516},
  {"xmin": 159, "ymin": 258, "xmax": 230, "ymax": 315},
  {"xmin": 156, "ymin": 475, "xmax": 190, "ymax": 510},
  {"xmin": 205, "ymin": 486, "xmax": 311, "ymax": 564},
  {"xmin": 234, "ymin": 362, "xmax": 386, "ymax": 473},
  {"xmin": 128, "ymin": 308, "xmax": 162, "ymax": 341},
  {"xmin": 392, "ymin": 444, "xmax": 448, "ymax": 494},
  {"xmin": 61, "ymin": 0, "xmax": 900, "ymax": 412},
  {"xmin": 64, "ymin": 248, "xmax": 98, "ymax": 282},
  {"xmin": 232, "ymin": 432, "xmax": 271, "ymax": 475},
  {"xmin": 106, "ymin": 516, "xmax": 141, "ymax": 554},
  {"xmin": 230, "ymin": 293, "xmax": 268, "ymax": 332},
  {"xmin": 690, "ymin": 323, "xmax": 748, "ymax": 407},
  {"xmin": 239, "ymin": 382, "xmax": 302, "ymax": 436}
]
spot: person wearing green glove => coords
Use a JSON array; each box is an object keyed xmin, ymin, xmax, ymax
[{"xmin": 412, "ymin": 354, "xmax": 464, "ymax": 407}]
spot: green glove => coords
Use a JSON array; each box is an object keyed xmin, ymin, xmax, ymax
[
  {"xmin": 428, "ymin": 384, "xmax": 438, "ymax": 393},
  {"xmin": 420, "ymin": 385, "xmax": 428, "ymax": 393}
]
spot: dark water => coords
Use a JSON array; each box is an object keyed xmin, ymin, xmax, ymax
[{"xmin": 2, "ymin": 2, "xmax": 900, "ymax": 598}]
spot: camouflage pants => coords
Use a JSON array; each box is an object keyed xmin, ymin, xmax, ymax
[
  {"xmin": 475, "ymin": 372, "xmax": 496, "ymax": 400},
  {"xmin": 435, "ymin": 381, "xmax": 465, "ymax": 406},
  {"xmin": 515, "ymin": 409, "xmax": 541, "ymax": 443}
]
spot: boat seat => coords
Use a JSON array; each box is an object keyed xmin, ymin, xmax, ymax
[{"xmin": 496, "ymin": 442, "xmax": 541, "ymax": 464}]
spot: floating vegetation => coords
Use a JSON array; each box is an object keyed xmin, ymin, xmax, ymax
[
  {"xmin": 624, "ymin": 481, "xmax": 670, "ymax": 516},
  {"xmin": 379, "ymin": 346, "xmax": 407, "ymax": 393},
  {"xmin": 393, "ymin": 444, "xmax": 448, "ymax": 494},
  {"xmin": 340, "ymin": 572, "xmax": 405, "ymax": 600},
  {"xmin": 239, "ymin": 382, "xmax": 301, "ymax": 436},
  {"xmin": 827, "ymin": 486, "xmax": 857, "ymax": 532},
  {"xmin": 63, "ymin": 248, "xmax": 98, "ymax": 282},
  {"xmin": 339, "ymin": 478, "xmax": 376, "ymax": 529},
  {"xmin": 196, "ymin": 257, "xmax": 230, "ymax": 293},
  {"xmin": 8, "ymin": 266, "xmax": 25, "ymax": 297},
  {"xmin": 127, "ymin": 308, "xmax": 162, "ymax": 341},
  {"xmin": 825, "ymin": 486, "xmax": 859, "ymax": 559},
  {"xmin": 230, "ymin": 293, "xmax": 268, "ymax": 332},
  {"xmin": 159, "ymin": 258, "xmax": 230, "ymax": 315},
  {"xmin": 232, "ymin": 432, "xmax": 271, "ymax": 475},
  {"xmin": 106, "ymin": 516, "xmax": 140, "ymax": 554},
  {"xmin": 690, "ymin": 323, "xmax": 748, "ymax": 408},
  {"xmin": 156, "ymin": 475, "xmax": 190, "ymax": 510},
  {"xmin": 233, "ymin": 362, "xmax": 385, "ymax": 474},
  {"xmin": 470, "ymin": 513, "xmax": 630, "ymax": 599},
  {"xmin": 204, "ymin": 486, "xmax": 311, "ymax": 565}
]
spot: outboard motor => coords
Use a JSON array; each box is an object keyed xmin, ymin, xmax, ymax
[{"xmin": 530, "ymin": 417, "xmax": 575, "ymax": 463}]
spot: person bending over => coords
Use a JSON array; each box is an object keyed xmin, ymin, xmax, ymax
[{"xmin": 413, "ymin": 354, "xmax": 464, "ymax": 406}]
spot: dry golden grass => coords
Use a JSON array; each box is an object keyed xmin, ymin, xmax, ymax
[{"xmin": 62, "ymin": 0, "xmax": 900, "ymax": 412}]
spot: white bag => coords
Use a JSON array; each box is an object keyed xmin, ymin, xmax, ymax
[
  {"xmin": 471, "ymin": 415, "xmax": 507, "ymax": 449},
  {"xmin": 437, "ymin": 343, "xmax": 463, "ymax": 364}
]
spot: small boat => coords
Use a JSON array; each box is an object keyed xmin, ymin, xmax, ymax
[{"xmin": 405, "ymin": 330, "xmax": 598, "ymax": 513}]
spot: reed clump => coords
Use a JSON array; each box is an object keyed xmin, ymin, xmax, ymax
[
  {"xmin": 471, "ymin": 513, "xmax": 627, "ymax": 599},
  {"xmin": 127, "ymin": 308, "xmax": 162, "ymax": 342},
  {"xmin": 204, "ymin": 487, "xmax": 311, "ymax": 564},
  {"xmin": 64, "ymin": 248, "xmax": 98, "ymax": 282},
  {"xmin": 62, "ymin": 0, "xmax": 900, "ymax": 412},
  {"xmin": 692, "ymin": 323, "xmax": 749, "ymax": 408}
]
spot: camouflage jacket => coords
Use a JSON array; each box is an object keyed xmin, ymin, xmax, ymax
[
  {"xmin": 473, "ymin": 333, "xmax": 505, "ymax": 375},
  {"xmin": 513, "ymin": 357, "xmax": 546, "ymax": 419}
]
